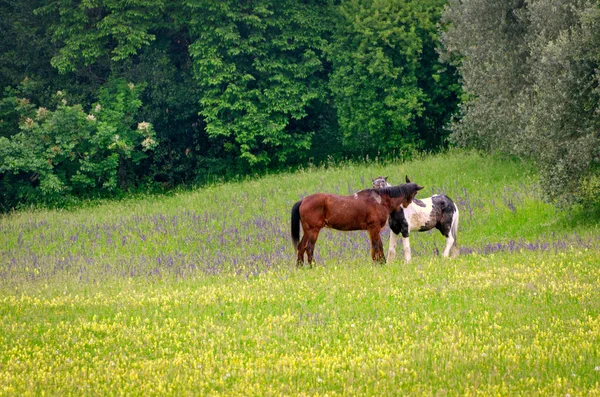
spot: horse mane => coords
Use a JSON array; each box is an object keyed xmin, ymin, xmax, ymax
[{"xmin": 377, "ymin": 184, "xmax": 416, "ymax": 198}]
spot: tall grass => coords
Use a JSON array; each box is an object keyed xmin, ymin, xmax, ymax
[
  {"xmin": 1, "ymin": 150, "xmax": 599, "ymax": 395},
  {"xmin": 2, "ymin": 150, "xmax": 596, "ymax": 286}
]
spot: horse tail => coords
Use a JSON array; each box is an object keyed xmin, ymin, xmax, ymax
[
  {"xmin": 291, "ymin": 200, "xmax": 303, "ymax": 251},
  {"xmin": 450, "ymin": 203, "xmax": 459, "ymax": 257}
]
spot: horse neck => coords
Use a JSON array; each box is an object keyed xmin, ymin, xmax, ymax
[{"xmin": 377, "ymin": 190, "xmax": 407, "ymax": 212}]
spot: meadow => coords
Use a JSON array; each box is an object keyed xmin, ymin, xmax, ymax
[{"xmin": 1, "ymin": 150, "xmax": 600, "ymax": 396}]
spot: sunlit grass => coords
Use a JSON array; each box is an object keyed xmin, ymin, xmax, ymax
[
  {"xmin": 2, "ymin": 251, "xmax": 600, "ymax": 396},
  {"xmin": 1, "ymin": 150, "xmax": 599, "ymax": 395}
]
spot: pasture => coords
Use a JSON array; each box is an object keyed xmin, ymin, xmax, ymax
[{"xmin": 1, "ymin": 151, "xmax": 600, "ymax": 395}]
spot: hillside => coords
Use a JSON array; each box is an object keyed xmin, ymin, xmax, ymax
[
  {"xmin": 1, "ymin": 150, "xmax": 597, "ymax": 285},
  {"xmin": 1, "ymin": 151, "xmax": 599, "ymax": 395}
]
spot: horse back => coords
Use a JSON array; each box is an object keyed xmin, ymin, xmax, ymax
[
  {"xmin": 397, "ymin": 194, "xmax": 457, "ymax": 233},
  {"xmin": 300, "ymin": 192, "xmax": 387, "ymax": 231}
]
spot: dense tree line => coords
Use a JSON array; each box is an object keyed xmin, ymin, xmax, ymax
[
  {"xmin": 4, "ymin": 0, "xmax": 596, "ymax": 212},
  {"xmin": 441, "ymin": 0, "xmax": 600, "ymax": 206},
  {"xmin": 0, "ymin": 0, "xmax": 456, "ymax": 210}
]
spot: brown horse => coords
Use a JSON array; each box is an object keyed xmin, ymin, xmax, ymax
[{"xmin": 291, "ymin": 182, "xmax": 424, "ymax": 266}]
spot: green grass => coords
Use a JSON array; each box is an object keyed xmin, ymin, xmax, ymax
[{"xmin": 1, "ymin": 150, "xmax": 599, "ymax": 395}]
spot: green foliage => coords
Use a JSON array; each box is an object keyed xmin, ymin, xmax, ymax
[
  {"xmin": 0, "ymin": 79, "xmax": 156, "ymax": 209},
  {"xmin": 185, "ymin": 0, "xmax": 332, "ymax": 168},
  {"xmin": 0, "ymin": 0, "xmax": 460, "ymax": 210},
  {"xmin": 37, "ymin": 0, "xmax": 166, "ymax": 73},
  {"xmin": 118, "ymin": 47, "xmax": 206, "ymax": 187},
  {"xmin": 0, "ymin": 0, "xmax": 54, "ymax": 90},
  {"xmin": 441, "ymin": 0, "xmax": 600, "ymax": 205},
  {"xmin": 526, "ymin": 2, "xmax": 600, "ymax": 205},
  {"xmin": 328, "ymin": 0, "xmax": 458, "ymax": 156}
]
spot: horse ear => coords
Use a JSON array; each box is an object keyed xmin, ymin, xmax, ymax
[
  {"xmin": 405, "ymin": 175, "xmax": 411, "ymax": 183},
  {"xmin": 416, "ymin": 185, "xmax": 424, "ymax": 191},
  {"xmin": 384, "ymin": 176, "xmax": 388, "ymax": 180}
]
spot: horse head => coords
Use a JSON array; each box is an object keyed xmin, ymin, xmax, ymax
[
  {"xmin": 373, "ymin": 176, "xmax": 423, "ymax": 209},
  {"xmin": 376, "ymin": 181, "xmax": 424, "ymax": 210},
  {"xmin": 401, "ymin": 182, "xmax": 424, "ymax": 208},
  {"xmin": 372, "ymin": 176, "xmax": 390, "ymax": 189}
]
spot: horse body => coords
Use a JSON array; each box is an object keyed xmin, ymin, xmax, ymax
[
  {"xmin": 301, "ymin": 191, "xmax": 388, "ymax": 231},
  {"xmin": 373, "ymin": 176, "xmax": 459, "ymax": 263},
  {"xmin": 291, "ymin": 183, "xmax": 423, "ymax": 266}
]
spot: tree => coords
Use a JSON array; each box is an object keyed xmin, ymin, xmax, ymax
[
  {"xmin": 37, "ymin": 0, "xmax": 166, "ymax": 75},
  {"xmin": 441, "ymin": 0, "xmax": 600, "ymax": 205},
  {"xmin": 0, "ymin": 0, "xmax": 457, "ymax": 210},
  {"xmin": 525, "ymin": 2, "xmax": 600, "ymax": 204},
  {"xmin": 328, "ymin": 0, "xmax": 458, "ymax": 157},
  {"xmin": 184, "ymin": 0, "xmax": 333, "ymax": 169}
]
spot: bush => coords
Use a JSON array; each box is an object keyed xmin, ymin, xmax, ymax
[{"xmin": 0, "ymin": 79, "xmax": 156, "ymax": 209}]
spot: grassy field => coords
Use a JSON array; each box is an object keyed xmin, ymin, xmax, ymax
[{"xmin": 1, "ymin": 150, "xmax": 600, "ymax": 395}]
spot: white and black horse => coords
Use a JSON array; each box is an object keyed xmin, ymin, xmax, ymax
[{"xmin": 373, "ymin": 176, "xmax": 459, "ymax": 263}]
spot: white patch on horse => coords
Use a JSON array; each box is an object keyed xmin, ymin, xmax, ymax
[
  {"xmin": 403, "ymin": 197, "xmax": 434, "ymax": 231},
  {"xmin": 353, "ymin": 193, "xmax": 358, "ymax": 199},
  {"xmin": 370, "ymin": 191, "xmax": 381, "ymax": 204}
]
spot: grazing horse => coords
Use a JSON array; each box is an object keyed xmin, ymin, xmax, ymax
[
  {"xmin": 373, "ymin": 176, "xmax": 459, "ymax": 263},
  {"xmin": 291, "ymin": 182, "xmax": 424, "ymax": 266}
]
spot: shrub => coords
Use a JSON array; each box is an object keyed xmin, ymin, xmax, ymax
[{"xmin": 0, "ymin": 79, "xmax": 156, "ymax": 209}]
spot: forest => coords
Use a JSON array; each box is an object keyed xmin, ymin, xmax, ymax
[{"xmin": 1, "ymin": 0, "xmax": 598, "ymax": 210}]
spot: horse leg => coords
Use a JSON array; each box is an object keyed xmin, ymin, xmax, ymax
[
  {"xmin": 442, "ymin": 233, "xmax": 455, "ymax": 258},
  {"xmin": 386, "ymin": 231, "xmax": 398, "ymax": 264},
  {"xmin": 438, "ymin": 220, "xmax": 456, "ymax": 258},
  {"xmin": 296, "ymin": 234, "xmax": 309, "ymax": 267},
  {"xmin": 402, "ymin": 235, "xmax": 412, "ymax": 262},
  {"xmin": 305, "ymin": 228, "xmax": 321, "ymax": 267},
  {"xmin": 369, "ymin": 228, "xmax": 385, "ymax": 264},
  {"xmin": 440, "ymin": 204, "xmax": 459, "ymax": 258},
  {"xmin": 450, "ymin": 206, "xmax": 459, "ymax": 258}
]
